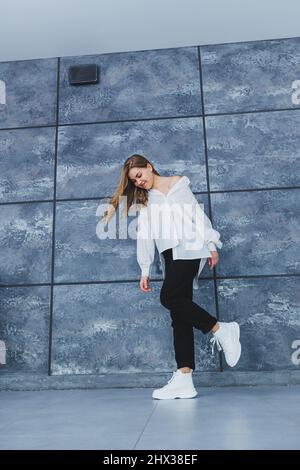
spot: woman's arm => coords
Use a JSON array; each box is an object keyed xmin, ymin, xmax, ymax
[
  {"xmin": 136, "ymin": 206, "xmax": 155, "ymax": 277},
  {"xmin": 202, "ymin": 208, "xmax": 223, "ymax": 250}
]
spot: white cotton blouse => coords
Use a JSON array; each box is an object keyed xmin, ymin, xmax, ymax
[{"xmin": 136, "ymin": 175, "xmax": 223, "ymax": 289}]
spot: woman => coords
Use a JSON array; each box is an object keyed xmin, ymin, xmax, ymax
[{"xmin": 102, "ymin": 154, "xmax": 241, "ymax": 400}]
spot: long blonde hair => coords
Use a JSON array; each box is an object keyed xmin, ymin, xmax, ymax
[{"xmin": 100, "ymin": 154, "xmax": 160, "ymax": 225}]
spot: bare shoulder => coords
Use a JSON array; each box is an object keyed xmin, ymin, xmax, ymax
[
  {"xmin": 172, "ymin": 175, "xmax": 182, "ymax": 183},
  {"xmin": 162, "ymin": 175, "xmax": 182, "ymax": 187}
]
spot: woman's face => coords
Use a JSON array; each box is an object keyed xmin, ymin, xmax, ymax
[{"xmin": 128, "ymin": 164, "xmax": 153, "ymax": 190}]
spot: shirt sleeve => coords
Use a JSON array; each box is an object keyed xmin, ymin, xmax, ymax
[
  {"xmin": 188, "ymin": 188, "xmax": 223, "ymax": 251},
  {"xmin": 136, "ymin": 206, "xmax": 155, "ymax": 277}
]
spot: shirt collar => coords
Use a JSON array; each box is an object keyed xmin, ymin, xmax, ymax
[{"xmin": 148, "ymin": 175, "xmax": 190, "ymax": 198}]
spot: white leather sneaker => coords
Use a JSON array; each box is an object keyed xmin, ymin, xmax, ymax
[
  {"xmin": 0, "ymin": 340, "xmax": 6, "ymax": 365},
  {"xmin": 210, "ymin": 321, "xmax": 241, "ymax": 367},
  {"xmin": 152, "ymin": 369, "xmax": 198, "ymax": 400}
]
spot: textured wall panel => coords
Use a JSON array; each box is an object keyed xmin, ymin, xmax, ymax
[
  {"xmin": 54, "ymin": 199, "xmax": 137, "ymax": 283},
  {"xmin": 56, "ymin": 118, "xmax": 207, "ymax": 199},
  {"xmin": 0, "ymin": 202, "xmax": 53, "ymax": 284},
  {"xmin": 206, "ymin": 110, "xmax": 300, "ymax": 191},
  {"xmin": 0, "ymin": 58, "xmax": 57, "ymax": 128},
  {"xmin": 0, "ymin": 127, "xmax": 56, "ymax": 202},
  {"xmin": 211, "ymin": 190, "xmax": 300, "ymax": 277},
  {"xmin": 0, "ymin": 286, "xmax": 50, "ymax": 372},
  {"xmin": 201, "ymin": 38, "xmax": 300, "ymax": 114},
  {"xmin": 217, "ymin": 277, "xmax": 300, "ymax": 370},
  {"xmin": 59, "ymin": 48, "xmax": 201, "ymax": 125}
]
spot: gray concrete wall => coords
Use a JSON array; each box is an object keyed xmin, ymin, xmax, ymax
[{"xmin": 0, "ymin": 37, "xmax": 300, "ymax": 389}]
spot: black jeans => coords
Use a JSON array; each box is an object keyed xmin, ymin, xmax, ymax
[{"xmin": 160, "ymin": 248, "xmax": 218, "ymax": 371}]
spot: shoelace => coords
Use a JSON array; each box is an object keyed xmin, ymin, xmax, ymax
[{"xmin": 210, "ymin": 336, "xmax": 223, "ymax": 355}]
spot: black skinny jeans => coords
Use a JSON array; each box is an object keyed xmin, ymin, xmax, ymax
[{"xmin": 160, "ymin": 248, "xmax": 217, "ymax": 371}]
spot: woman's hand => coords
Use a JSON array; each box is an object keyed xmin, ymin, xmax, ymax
[
  {"xmin": 207, "ymin": 250, "xmax": 219, "ymax": 270},
  {"xmin": 140, "ymin": 276, "xmax": 152, "ymax": 292}
]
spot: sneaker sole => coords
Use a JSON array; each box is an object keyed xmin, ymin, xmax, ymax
[{"xmin": 152, "ymin": 390, "xmax": 198, "ymax": 400}]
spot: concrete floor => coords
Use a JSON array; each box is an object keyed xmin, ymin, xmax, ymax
[{"xmin": 0, "ymin": 385, "xmax": 299, "ymax": 450}]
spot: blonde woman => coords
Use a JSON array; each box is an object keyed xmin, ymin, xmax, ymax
[{"xmin": 102, "ymin": 154, "xmax": 241, "ymax": 399}]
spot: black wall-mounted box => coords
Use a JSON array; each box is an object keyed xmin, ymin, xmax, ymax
[{"xmin": 68, "ymin": 64, "xmax": 99, "ymax": 85}]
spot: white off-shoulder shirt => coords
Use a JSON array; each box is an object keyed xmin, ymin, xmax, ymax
[{"xmin": 136, "ymin": 175, "xmax": 223, "ymax": 289}]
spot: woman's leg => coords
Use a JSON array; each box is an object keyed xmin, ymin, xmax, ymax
[
  {"xmin": 170, "ymin": 280, "xmax": 196, "ymax": 370},
  {"xmin": 160, "ymin": 249, "xmax": 217, "ymax": 333},
  {"xmin": 161, "ymin": 248, "xmax": 217, "ymax": 371}
]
